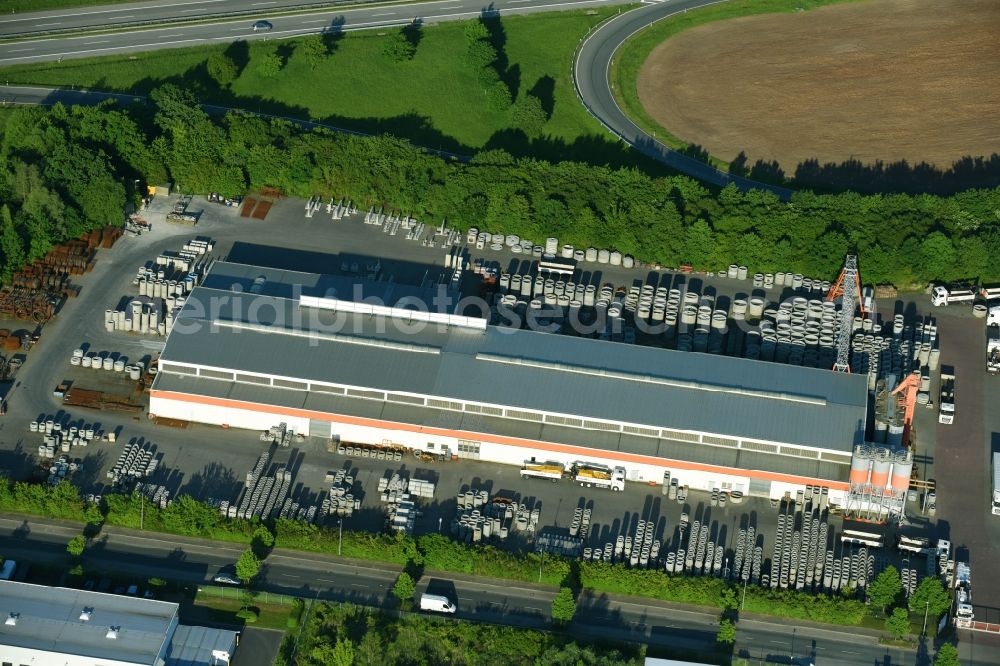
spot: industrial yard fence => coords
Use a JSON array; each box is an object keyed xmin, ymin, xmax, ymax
[{"xmin": 198, "ymin": 585, "xmax": 298, "ymax": 606}]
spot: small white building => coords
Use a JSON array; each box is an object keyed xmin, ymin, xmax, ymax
[{"xmin": 0, "ymin": 581, "xmax": 236, "ymax": 666}]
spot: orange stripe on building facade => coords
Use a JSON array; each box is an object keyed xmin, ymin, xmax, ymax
[{"xmin": 150, "ymin": 389, "xmax": 851, "ymax": 492}]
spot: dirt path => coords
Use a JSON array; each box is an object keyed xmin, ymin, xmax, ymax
[{"xmin": 637, "ymin": 0, "xmax": 1000, "ymax": 171}]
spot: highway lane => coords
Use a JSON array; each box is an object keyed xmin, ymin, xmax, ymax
[
  {"xmin": 0, "ymin": 0, "xmax": 630, "ymax": 64},
  {"xmin": 4, "ymin": 515, "xmax": 999, "ymax": 666},
  {"xmin": 573, "ymin": 0, "xmax": 793, "ymax": 197},
  {"xmin": 0, "ymin": 0, "xmax": 388, "ymax": 38}
]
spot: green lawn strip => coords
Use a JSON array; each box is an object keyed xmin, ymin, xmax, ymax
[
  {"xmin": 0, "ymin": 9, "xmax": 619, "ymax": 158},
  {"xmin": 190, "ymin": 590, "xmax": 293, "ymax": 630},
  {"xmin": 609, "ymin": 0, "xmax": 862, "ymax": 174}
]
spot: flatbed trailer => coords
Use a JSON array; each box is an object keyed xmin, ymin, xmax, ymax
[{"xmin": 520, "ymin": 461, "xmax": 564, "ymax": 482}]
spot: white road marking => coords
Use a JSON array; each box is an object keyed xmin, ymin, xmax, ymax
[
  {"xmin": 83, "ymin": 40, "xmax": 110, "ymax": 45},
  {"xmin": 9, "ymin": 48, "xmax": 35, "ymax": 52},
  {"xmin": 252, "ymin": 1, "xmax": 277, "ymax": 5},
  {"xmin": 4, "ymin": 0, "xmax": 229, "ymax": 22},
  {"xmin": 283, "ymin": 574, "xmax": 301, "ymax": 578},
  {"xmin": 302, "ymin": 19, "xmax": 328, "ymax": 23},
  {"xmin": 181, "ymin": 8, "xmax": 207, "ymax": 13},
  {"xmin": 36, "ymin": 22, "xmax": 62, "ymax": 27},
  {"xmin": 373, "ymin": 12, "xmax": 396, "ymax": 16},
  {"xmin": 161, "ymin": 34, "xmax": 183, "ymax": 38},
  {"xmin": 109, "ymin": 15, "xmax": 135, "ymax": 20},
  {"xmin": 350, "ymin": 583, "xmax": 368, "ymax": 588},
  {"xmin": 317, "ymin": 577, "xmax": 336, "ymax": 583}
]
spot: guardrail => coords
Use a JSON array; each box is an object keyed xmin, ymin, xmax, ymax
[{"xmin": 1, "ymin": 0, "xmax": 398, "ymax": 39}]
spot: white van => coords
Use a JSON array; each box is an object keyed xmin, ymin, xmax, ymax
[
  {"xmin": 419, "ymin": 593, "xmax": 456, "ymax": 614},
  {"xmin": 0, "ymin": 560, "xmax": 16, "ymax": 580}
]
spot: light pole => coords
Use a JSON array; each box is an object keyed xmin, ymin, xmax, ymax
[
  {"xmin": 740, "ymin": 576, "xmax": 748, "ymax": 611},
  {"xmin": 140, "ymin": 492, "xmax": 144, "ymax": 531},
  {"xmin": 723, "ymin": 557, "xmax": 730, "ymax": 580},
  {"xmin": 922, "ymin": 600, "xmax": 930, "ymax": 635},
  {"xmin": 338, "ymin": 519, "xmax": 343, "ymax": 556},
  {"xmin": 538, "ymin": 553, "xmax": 544, "ymax": 583}
]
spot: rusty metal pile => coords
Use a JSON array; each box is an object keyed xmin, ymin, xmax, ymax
[{"xmin": 0, "ymin": 226, "xmax": 121, "ymax": 323}]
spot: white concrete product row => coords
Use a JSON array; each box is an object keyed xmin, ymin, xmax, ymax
[
  {"xmin": 70, "ymin": 348, "xmax": 144, "ymax": 379},
  {"xmin": 149, "ymin": 394, "xmax": 850, "ymax": 505},
  {"xmin": 466, "ymin": 228, "xmax": 635, "ymax": 268},
  {"xmin": 451, "ymin": 488, "xmax": 539, "ymax": 543},
  {"xmin": 106, "ymin": 441, "xmax": 157, "ymax": 486},
  {"xmin": 322, "ymin": 469, "xmax": 358, "ymax": 518}
]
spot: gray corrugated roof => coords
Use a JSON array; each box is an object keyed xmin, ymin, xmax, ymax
[
  {"xmin": 152, "ymin": 374, "xmax": 850, "ymax": 480},
  {"xmin": 0, "ymin": 581, "xmax": 175, "ymax": 664},
  {"xmin": 166, "ymin": 624, "xmax": 237, "ymax": 666},
  {"xmin": 160, "ymin": 263, "xmax": 867, "ymax": 453}
]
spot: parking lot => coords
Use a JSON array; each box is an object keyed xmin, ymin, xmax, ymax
[{"xmin": 2, "ymin": 191, "xmax": 994, "ymax": 609}]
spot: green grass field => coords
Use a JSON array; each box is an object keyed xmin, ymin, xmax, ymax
[
  {"xmin": 609, "ymin": 0, "xmax": 858, "ymax": 172},
  {"xmin": 0, "ymin": 8, "xmax": 645, "ymax": 166}
]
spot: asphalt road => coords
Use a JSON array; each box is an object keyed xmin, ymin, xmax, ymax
[
  {"xmin": 5, "ymin": 514, "xmax": 998, "ymax": 666},
  {"xmin": 0, "ymin": 0, "xmax": 630, "ymax": 64},
  {"xmin": 0, "ymin": 0, "xmax": 383, "ymax": 37},
  {"xmin": 573, "ymin": 0, "xmax": 793, "ymax": 197}
]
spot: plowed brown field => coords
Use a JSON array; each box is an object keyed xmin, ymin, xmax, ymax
[{"xmin": 637, "ymin": 0, "xmax": 1000, "ymax": 171}]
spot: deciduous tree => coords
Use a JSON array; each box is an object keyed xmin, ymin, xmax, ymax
[
  {"xmin": 550, "ymin": 587, "xmax": 576, "ymax": 624},
  {"xmin": 885, "ymin": 607, "xmax": 910, "ymax": 639},
  {"xmin": 867, "ymin": 566, "xmax": 903, "ymax": 614}
]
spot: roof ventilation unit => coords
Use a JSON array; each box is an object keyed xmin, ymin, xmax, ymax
[
  {"xmin": 106, "ymin": 625, "xmax": 120, "ymax": 639},
  {"xmin": 80, "ymin": 607, "xmax": 94, "ymax": 622},
  {"xmin": 5, "ymin": 612, "xmax": 18, "ymax": 626}
]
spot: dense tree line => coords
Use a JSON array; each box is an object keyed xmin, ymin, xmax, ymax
[
  {"xmin": 3, "ymin": 88, "xmax": 1000, "ymax": 286},
  {"xmin": 276, "ymin": 600, "xmax": 642, "ymax": 666}
]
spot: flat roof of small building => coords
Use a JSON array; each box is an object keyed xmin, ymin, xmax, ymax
[
  {"xmin": 0, "ymin": 581, "xmax": 176, "ymax": 664},
  {"xmin": 158, "ymin": 262, "xmax": 867, "ymax": 453},
  {"xmin": 165, "ymin": 624, "xmax": 238, "ymax": 666}
]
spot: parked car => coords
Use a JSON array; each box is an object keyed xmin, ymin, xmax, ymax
[
  {"xmin": 213, "ymin": 568, "xmax": 242, "ymax": 586},
  {"xmin": 252, "ymin": 20, "xmax": 273, "ymax": 32}
]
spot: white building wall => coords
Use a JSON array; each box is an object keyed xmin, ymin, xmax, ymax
[
  {"xmin": 155, "ymin": 396, "xmax": 863, "ymax": 498},
  {"xmin": 150, "ymin": 395, "xmax": 310, "ymax": 435}
]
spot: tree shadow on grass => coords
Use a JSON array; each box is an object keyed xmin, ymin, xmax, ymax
[
  {"xmin": 403, "ymin": 22, "xmax": 423, "ymax": 53},
  {"xmin": 223, "ymin": 41, "xmax": 250, "ymax": 77},
  {"xmin": 529, "ymin": 75, "xmax": 555, "ymax": 119},
  {"xmin": 481, "ymin": 13, "xmax": 519, "ymax": 101}
]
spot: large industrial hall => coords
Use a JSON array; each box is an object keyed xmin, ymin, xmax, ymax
[{"xmin": 148, "ymin": 262, "xmax": 873, "ymax": 505}]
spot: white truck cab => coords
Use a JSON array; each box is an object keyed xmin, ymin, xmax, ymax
[{"xmin": 420, "ymin": 593, "xmax": 456, "ymax": 614}]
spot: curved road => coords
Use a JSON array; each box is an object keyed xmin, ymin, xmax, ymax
[{"xmin": 574, "ymin": 0, "xmax": 794, "ymax": 198}]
